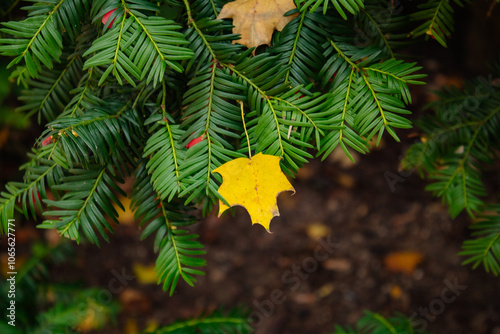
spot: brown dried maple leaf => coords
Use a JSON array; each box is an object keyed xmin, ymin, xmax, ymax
[{"xmin": 217, "ymin": 0, "xmax": 298, "ymax": 49}]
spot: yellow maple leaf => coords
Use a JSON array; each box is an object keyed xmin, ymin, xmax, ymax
[
  {"xmin": 212, "ymin": 153, "xmax": 295, "ymax": 231},
  {"xmin": 132, "ymin": 263, "xmax": 158, "ymax": 285},
  {"xmin": 217, "ymin": 0, "xmax": 298, "ymax": 49}
]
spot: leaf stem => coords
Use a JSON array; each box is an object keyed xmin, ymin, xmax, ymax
[
  {"xmin": 162, "ymin": 81, "xmax": 182, "ymax": 190},
  {"xmin": 328, "ymin": 39, "xmax": 358, "ymax": 70},
  {"xmin": 113, "ymin": 0, "xmax": 128, "ymax": 74},
  {"xmin": 285, "ymin": 10, "xmax": 306, "ymax": 83},
  {"xmin": 39, "ymin": 57, "xmax": 77, "ymax": 118},
  {"xmin": 339, "ymin": 67, "xmax": 355, "ymax": 143},
  {"xmin": 126, "ymin": 7, "xmax": 165, "ymax": 62},
  {"xmin": 226, "ymin": 65, "xmax": 285, "ymax": 157},
  {"xmin": 159, "ymin": 202, "xmax": 183, "ymax": 293},
  {"xmin": 239, "ymin": 101, "xmax": 252, "ymax": 158},
  {"xmin": 182, "ymin": 0, "xmax": 217, "ymax": 60},
  {"xmin": 69, "ymin": 66, "xmax": 94, "ymax": 117},
  {"xmin": 361, "ymin": 8, "xmax": 394, "ymax": 58},
  {"xmin": 362, "ymin": 74, "xmax": 388, "ymax": 127}
]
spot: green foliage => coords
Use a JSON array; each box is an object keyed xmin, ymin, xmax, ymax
[
  {"xmin": 34, "ymin": 287, "xmax": 119, "ymax": 333},
  {"xmin": 0, "ymin": 0, "xmax": 90, "ymax": 77},
  {"xmin": 410, "ymin": 0, "xmax": 470, "ymax": 47},
  {"xmin": 143, "ymin": 308, "xmax": 252, "ymax": 334},
  {"xmin": 331, "ymin": 311, "xmax": 432, "ymax": 334},
  {"xmin": 132, "ymin": 163, "xmax": 206, "ymax": 295},
  {"xmin": 39, "ymin": 164, "xmax": 126, "ymax": 245},
  {"xmin": 0, "ymin": 0, "xmax": 451, "ymax": 295},
  {"xmin": 0, "ymin": 148, "xmax": 65, "ymax": 234},
  {"xmin": 298, "ymin": 0, "xmax": 365, "ymax": 19},
  {"xmin": 354, "ymin": 0, "xmax": 410, "ymax": 59},
  {"xmin": 15, "ymin": 241, "xmax": 73, "ymax": 291},
  {"xmin": 83, "ymin": 2, "xmax": 193, "ymax": 87},
  {"xmin": 0, "ymin": 240, "xmax": 120, "ymax": 333},
  {"xmin": 460, "ymin": 204, "xmax": 500, "ymax": 275},
  {"xmin": 403, "ymin": 75, "xmax": 500, "ymax": 275},
  {"xmin": 16, "ymin": 54, "xmax": 83, "ymax": 122}
]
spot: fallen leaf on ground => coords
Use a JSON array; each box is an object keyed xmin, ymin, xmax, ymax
[
  {"xmin": 323, "ymin": 258, "xmax": 352, "ymax": 272},
  {"xmin": 132, "ymin": 263, "xmax": 157, "ymax": 285},
  {"xmin": 291, "ymin": 292, "xmax": 316, "ymax": 304},
  {"xmin": 120, "ymin": 288, "xmax": 151, "ymax": 313},
  {"xmin": 212, "ymin": 153, "xmax": 295, "ymax": 231},
  {"xmin": 124, "ymin": 319, "xmax": 138, "ymax": 334},
  {"xmin": 217, "ymin": 0, "xmax": 298, "ymax": 49},
  {"xmin": 384, "ymin": 251, "xmax": 423, "ymax": 274},
  {"xmin": 306, "ymin": 223, "xmax": 331, "ymax": 240},
  {"xmin": 0, "ymin": 128, "xmax": 9, "ymax": 149},
  {"xmin": 316, "ymin": 283, "xmax": 335, "ymax": 298},
  {"xmin": 113, "ymin": 196, "xmax": 135, "ymax": 225},
  {"xmin": 390, "ymin": 284, "xmax": 403, "ymax": 299},
  {"xmin": 337, "ymin": 172, "xmax": 356, "ymax": 188}
]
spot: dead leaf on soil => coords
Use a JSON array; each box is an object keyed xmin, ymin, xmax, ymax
[
  {"xmin": 113, "ymin": 196, "xmax": 135, "ymax": 225},
  {"xmin": 291, "ymin": 292, "xmax": 316, "ymax": 304},
  {"xmin": 217, "ymin": 0, "xmax": 298, "ymax": 49},
  {"xmin": 124, "ymin": 318, "xmax": 139, "ymax": 334},
  {"xmin": 323, "ymin": 258, "xmax": 352, "ymax": 272},
  {"xmin": 212, "ymin": 153, "xmax": 295, "ymax": 231},
  {"xmin": 316, "ymin": 283, "xmax": 335, "ymax": 298},
  {"xmin": 390, "ymin": 284, "xmax": 403, "ymax": 299},
  {"xmin": 384, "ymin": 251, "xmax": 423, "ymax": 274},
  {"xmin": 306, "ymin": 223, "xmax": 331, "ymax": 240},
  {"xmin": 120, "ymin": 288, "xmax": 151, "ymax": 313},
  {"xmin": 0, "ymin": 128, "xmax": 9, "ymax": 150},
  {"xmin": 132, "ymin": 263, "xmax": 157, "ymax": 285}
]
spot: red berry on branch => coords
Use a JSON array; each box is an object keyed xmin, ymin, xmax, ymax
[
  {"xmin": 428, "ymin": 27, "xmax": 446, "ymax": 40},
  {"xmin": 328, "ymin": 72, "xmax": 337, "ymax": 82},
  {"xmin": 102, "ymin": 8, "xmax": 117, "ymax": 27},
  {"xmin": 32, "ymin": 189, "xmax": 41, "ymax": 204},
  {"xmin": 42, "ymin": 135, "xmax": 53, "ymax": 146},
  {"xmin": 186, "ymin": 134, "xmax": 205, "ymax": 148}
]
